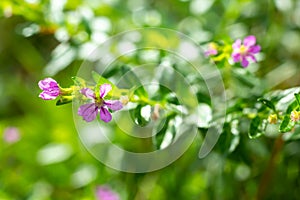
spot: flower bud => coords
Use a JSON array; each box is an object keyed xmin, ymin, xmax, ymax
[
  {"xmin": 3, "ymin": 127, "xmax": 20, "ymax": 144},
  {"xmin": 119, "ymin": 95, "xmax": 129, "ymax": 106},
  {"xmin": 38, "ymin": 78, "xmax": 60, "ymax": 100},
  {"xmin": 268, "ymin": 114, "xmax": 277, "ymax": 124},
  {"xmin": 152, "ymin": 104, "xmax": 160, "ymax": 121}
]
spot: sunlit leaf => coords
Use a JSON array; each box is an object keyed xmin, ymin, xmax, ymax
[
  {"xmin": 279, "ymin": 115, "xmax": 295, "ymax": 133},
  {"xmin": 165, "ymin": 93, "xmax": 180, "ymax": 105},
  {"xmin": 286, "ymin": 100, "xmax": 298, "ymax": 114},
  {"xmin": 153, "ymin": 113, "xmax": 176, "ymax": 149},
  {"xmin": 129, "ymin": 104, "xmax": 150, "ymax": 127},
  {"xmin": 120, "ymin": 65, "xmax": 148, "ymax": 98},
  {"xmin": 71, "ymin": 76, "xmax": 86, "ymax": 87},
  {"xmin": 92, "ymin": 71, "xmax": 115, "ymax": 88}
]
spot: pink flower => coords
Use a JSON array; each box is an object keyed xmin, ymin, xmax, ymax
[
  {"xmin": 231, "ymin": 35, "xmax": 261, "ymax": 67},
  {"xmin": 38, "ymin": 78, "xmax": 60, "ymax": 100},
  {"xmin": 96, "ymin": 185, "xmax": 120, "ymax": 200},
  {"xmin": 78, "ymin": 84, "xmax": 123, "ymax": 123},
  {"xmin": 3, "ymin": 127, "xmax": 20, "ymax": 144},
  {"xmin": 204, "ymin": 43, "xmax": 218, "ymax": 57}
]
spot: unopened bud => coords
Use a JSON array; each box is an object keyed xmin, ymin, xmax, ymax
[
  {"xmin": 268, "ymin": 114, "xmax": 277, "ymax": 124},
  {"xmin": 152, "ymin": 104, "xmax": 160, "ymax": 121},
  {"xmin": 120, "ymin": 95, "xmax": 129, "ymax": 106}
]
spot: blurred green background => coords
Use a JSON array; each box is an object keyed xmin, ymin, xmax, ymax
[{"xmin": 1, "ymin": 0, "xmax": 300, "ymax": 199}]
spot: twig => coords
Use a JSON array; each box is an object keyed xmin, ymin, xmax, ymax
[{"xmin": 256, "ymin": 135, "xmax": 284, "ymax": 200}]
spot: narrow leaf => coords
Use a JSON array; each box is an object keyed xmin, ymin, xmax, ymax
[
  {"xmin": 295, "ymin": 93, "xmax": 300, "ymax": 107},
  {"xmin": 286, "ymin": 100, "xmax": 298, "ymax": 114},
  {"xmin": 257, "ymin": 98, "xmax": 276, "ymax": 112},
  {"xmin": 56, "ymin": 96, "xmax": 72, "ymax": 106},
  {"xmin": 120, "ymin": 65, "xmax": 148, "ymax": 98},
  {"xmin": 153, "ymin": 114, "xmax": 176, "ymax": 149},
  {"xmin": 92, "ymin": 71, "xmax": 115, "ymax": 87},
  {"xmin": 129, "ymin": 105, "xmax": 150, "ymax": 127},
  {"xmin": 71, "ymin": 76, "xmax": 86, "ymax": 87},
  {"xmin": 248, "ymin": 116, "xmax": 263, "ymax": 139},
  {"xmin": 279, "ymin": 115, "xmax": 295, "ymax": 133}
]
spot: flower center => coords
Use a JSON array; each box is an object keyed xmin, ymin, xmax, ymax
[
  {"xmin": 95, "ymin": 97, "xmax": 104, "ymax": 107},
  {"xmin": 239, "ymin": 45, "xmax": 248, "ymax": 55}
]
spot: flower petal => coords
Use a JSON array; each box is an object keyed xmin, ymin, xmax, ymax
[
  {"xmin": 248, "ymin": 45, "xmax": 261, "ymax": 54},
  {"xmin": 232, "ymin": 52, "xmax": 241, "ymax": 62},
  {"xmin": 241, "ymin": 57, "xmax": 249, "ymax": 67},
  {"xmin": 100, "ymin": 107, "xmax": 112, "ymax": 122},
  {"xmin": 96, "ymin": 186, "xmax": 120, "ymax": 200},
  {"xmin": 80, "ymin": 88, "xmax": 95, "ymax": 99},
  {"xmin": 100, "ymin": 84, "xmax": 112, "ymax": 98},
  {"xmin": 247, "ymin": 54, "xmax": 257, "ymax": 62},
  {"xmin": 39, "ymin": 91, "xmax": 58, "ymax": 100},
  {"xmin": 104, "ymin": 100, "xmax": 123, "ymax": 111},
  {"xmin": 78, "ymin": 103, "xmax": 98, "ymax": 122},
  {"xmin": 232, "ymin": 39, "xmax": 241, "ymax": 49},
  {"xmin": 243, "ymin": 35, "xmax": 256, "ymax": 47},
  {"xmin": 204, "ymin": 49, "xmax": 218, "ymax": 57},
  {"xmin": 38, "ymin": 78, "xmax": 58, "ymax": 90}
]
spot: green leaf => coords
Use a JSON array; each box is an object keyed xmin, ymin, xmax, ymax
[
  {"xmin": 286, "ymin": 100, "xmax": 298, "ymax": 114},
  {"xmin": 153, "ymin": 113, "xmax": 176, "ymax": 149},
  {"xmin": 92, "ymin": 71, "xmax": 117, "ymax": 95},
  {"xmin": 71, "ymin": 76, "xmax": 86, "ymax": 87},
  {"xmin": 295, "ymin": 93, "xmax": 300, "ymax": 107},
  {"xmin": 129, "ymin": 104, "xmax": 150, "ymax": 127},
  {"xmin": 92, "ymin": 71, "xmax": 115, "ymax": 87},
  {"xmin": 165, "ymin": 93, "xmax": 180, "ymax": 105},
  {"xmin": 56, "ymin": 96, "xmax": 73, "ymax": 106},
  {"xmin": 248, "ymin": 116, "xmax": 263, "ymax": 139},
  {"xmin": 91, "ymin": 71, "xmax": 130, "ymax": 98},
  {"xmin": 120, "ymin": 65, "xmax": 148, "ymax": 98},
  {"xmin": 279, "ymin": 115, "xmax": 295, "ymax": 133},
  {"xmin": 257, "ymin": 98, "xmax": 276, "ymax": 112},
  {"xmin": 218, "ymin": 123, "xmax": 233, "ymax": 152}
]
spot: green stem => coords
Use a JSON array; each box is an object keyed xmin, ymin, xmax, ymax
[{"xmin": 59, "ymin": 86, "xmax": 77, "ymax": 95}]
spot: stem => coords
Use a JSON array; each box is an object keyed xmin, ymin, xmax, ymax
[
  {"xmin": 60, "ymin": 86, "xmax": 77, "ymax": 95},
  {"xmin": 256, "ymin": 136, "xmax": 284, "ymax": 200},
  {"xmin": 130, "ymin": 96, "xmax": 166, "ymax": 109}
]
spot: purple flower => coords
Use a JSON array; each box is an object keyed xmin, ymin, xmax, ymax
[
  {"xmin": 204, "ymin": 43, "xmax": 218, "ymax": 57},
  {"xmin": 38, "ymin": 78, "xmax": 60, "ymax": 100},
  {"xmin": 95, "ymin": 185, "xmax": 120, "ymax": 200},
  {"xmin": 78, "ymin": 84, "xmax": 123, "ymax": 123},
  {"xmin": 231, "ymin": 35, "xmax": 261, "ymax": 67},
  {"xmin": 3, "ymin": 127, "xmax": 20, "ymax": 144}
]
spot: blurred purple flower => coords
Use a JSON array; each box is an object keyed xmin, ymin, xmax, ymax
[
  {"xmin": 96, "ymin": 185, "xmax": 120, "ymax": 200},
  {"xmin": 38, "ymin": 78, "xmax": 60, "ymax": 100},
  {"xmin": 78, "ymin": 84, "xmax": 123, "ymax": 123},
  {"xmin": 231, "ymin": 35, "xmax": 261, "ymax": 67},
  {"xmin": 3, "ymin": 127, "xmax": 20, "ymax": 144},
  {"xmin": 204, "ymin": 43, "xmax": 218, "ymax": 57}
]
